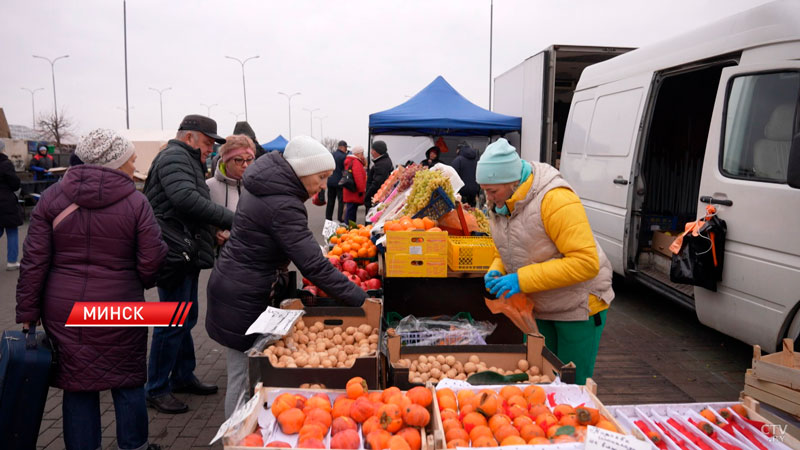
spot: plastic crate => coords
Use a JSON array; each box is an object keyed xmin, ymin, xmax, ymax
[
  {"xmin": 447, "ymin": 236, "xmax": 496, "ymax": 271},
  {"xmin": 386, "ymin": 230, "xmax": 448, "ymax": 255},
  {"xmin": 412, "ymin": 187, "xmax": 454, "ymax": 220},
  {"xmin": 385, "ymin": 253, "xmax": 447, "ymax": 278}
]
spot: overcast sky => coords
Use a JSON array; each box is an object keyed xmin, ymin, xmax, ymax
[{"xmin": 1, "ymin": 0, "xmax": 771, "ymax": 147}]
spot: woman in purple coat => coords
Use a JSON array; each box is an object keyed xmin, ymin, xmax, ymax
[{"xmin": 16, "ymin": 129, "xmax": 168, "ymax": 450}]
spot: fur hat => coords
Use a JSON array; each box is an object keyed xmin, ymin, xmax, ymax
[
  {"xmin": 75, "ymin": 129, "xmax": 135, "ymax": 170},
  {"xmin": 283, "ymin": 136, "xmax": 335, "ymax": 177}
]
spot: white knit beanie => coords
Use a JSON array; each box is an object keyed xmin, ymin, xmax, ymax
[
  {"xmin": 283, "ymin": 135, "xmax": 335, "ymax": 177},
  {"xmin": 75, "ymin": 129, "xmax": 135, "ymax": 170}
]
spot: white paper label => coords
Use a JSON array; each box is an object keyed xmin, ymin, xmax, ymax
[
  {"xmin": 409, "ymin": 246, "xmax": 423, "ymax": 255},
  {"xmin": 209, "ymin": 390, "xmax": 262, "ymax": 444},
  {"xmin": 585, "ymin": 425, "xmax": 650, "ymax": 450},
  {"xmin": 245, "ymin": 307, "xmax": 304, "ymax": 336},
  {"xmin": 323, "ymin": 219, "xmax": 339, "ymax": 241}
]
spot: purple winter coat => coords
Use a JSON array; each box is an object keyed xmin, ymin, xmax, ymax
[{"xmin": 16, "ymin": 165, "xmax": 168, "ymax": 391}]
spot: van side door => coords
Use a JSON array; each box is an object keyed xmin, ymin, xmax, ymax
[
  {"xmin": 560, "ymin": 75, "xmax": 649, "ymax": 273},
  {"xmin": 694, "ymin": 63, "xmax": 800, "ymax": 351}
]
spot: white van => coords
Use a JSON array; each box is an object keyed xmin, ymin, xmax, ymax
[{"xmin": 559, "ymin": 0, "xmax": 800, "ymax": 352}]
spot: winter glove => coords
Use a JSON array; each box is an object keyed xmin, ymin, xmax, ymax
[{"xmin": 487, "ymin": 273, "xmax": 520, "ymax": 299}]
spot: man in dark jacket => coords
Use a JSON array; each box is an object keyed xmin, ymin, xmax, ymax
[
  {"xmin": 450, "ymin": 143, "xmax": 480, "ymax": 206},
  {"xmin": 325, "ymin": 140, "xmax": 348, "ymax": 222},
  {"xmin": 206, "ymin": 136, "xmax": 366, "ymax": 417},
  {"xmin": 364, "ymin": 140, "xmax": 393, "ymax": 213},
  {"xmin": 0, "ymin": 140, "xmax": 22, "ymax": 270},
  {"xmin": 144, "ymin": 114, "xmax": 234, "ymax": 414}
]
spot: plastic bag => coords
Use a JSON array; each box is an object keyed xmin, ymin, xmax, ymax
[
  {"xmin": 669, "ymin": 206, "xmax": 726, "ymax": 291},
  {"xmin": 484, "ymin": 293, "xmax": 538, "ymax": 335}
]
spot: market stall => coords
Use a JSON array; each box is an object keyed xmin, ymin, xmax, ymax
[{"xmin": 263, "ymin": 135, "xmax": 289, "ymax": 153}]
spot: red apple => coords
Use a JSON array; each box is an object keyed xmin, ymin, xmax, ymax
[
  {"xmin": 342, "ymin": 259, "xmax": 358, "ymax": 275},
  {"xmin": 366, "ymin": 278, "xmax": 382, "ymax": 290},
  {"xmin": 365, "ymin": 262, "xmax": 379, "ymax": 278},
  {"xmin": 356, "ymin": 269, "xmax": 369, "ymax": 282}
]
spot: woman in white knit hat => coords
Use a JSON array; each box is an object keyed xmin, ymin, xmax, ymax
[
  {"xmin": 207, "ymin": 136, "xmax": 367, "ymax": 417},
  {"xmin": 16, "ymin": 129, "xmax": 168, "ymax": 450}
]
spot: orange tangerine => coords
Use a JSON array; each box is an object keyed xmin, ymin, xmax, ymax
[
  {"xmin": 446, "ymin": 439, "xmax": 469, "ymax": 449},
  {"xmin": 358, "ymin": 248, "xmax": 369, "ymax": 258},
  {"xmin": 499, "ymin": 386, "xmax": 523, "ymax": 401},
  {"xmin": 519, "ymin": 424, "xmax": 545, "ymax": 441},
  {"xmin": 422, "ymin": 217, "xmax": 435, "ymax": 230},
  {"xmin": 330, "ymin": 236, "xmax": 340, "ymax": 244},
  {"xmin": 493, "ymin": 424, "xmax": 520, "ymax": 443},
  {"xmin": 411, "ymin": 218, "xmax": 425, "ymax": 230},
  {"xmin": 524, "ymin": 385, "xmax": 546, "ymax": 405},
  {"xmin": 488, "ymin": 414, "xmax": 512, "ymax": 433},
  {"xmin": 349, "ymin": 251, "xmax": 358, "ymax": 258},
  {"xmin": 472, "ymin": 436, "xmax": 498, "ymax": 447},
  {"xmin": 427, "ymin": 227, "xmax": 442, "ymax": 232},
  {"xmin": 528, "ymin": 437, "xmax": 552, "ymax": 445},
  {"xmin": 445, "ymin": 428, "xmax": 470, "ymax": 443},
  {"xmin": 469, "ymin": 425, "xmax": 493, "ymax": 443},
  {"xmin": 500, "ymin": 436, "xmax": 527, "ymax": 446},
  {"xmin": 512, "ymin": 416, "xmax": 534, "ymax": 431},
  {"xmin": 332, "ymin": 246, "xmax": 343, "ymax": 256}
]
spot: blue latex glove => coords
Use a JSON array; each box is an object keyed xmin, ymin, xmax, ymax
[
  {"xmin": 484, "ymin": 270, "xmax": 501, "ymax": 286},
  {"xmin": 487, "ymin": 273, "xmax": 520, "ymax": 299}
]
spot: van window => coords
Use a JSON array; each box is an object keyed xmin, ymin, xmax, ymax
[
  {"xmin": 564, "ymin": 99, "xmax": 594, "ymax": 155},
  {"xmin": 722, "ymin": 72, "xmax": 800, "ymax": 183},
  {"xmin": 586, "ymin": 88, "xmax": 643, "ymax": 157}
]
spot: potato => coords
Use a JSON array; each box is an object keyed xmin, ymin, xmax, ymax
[
  {"xmin": 298, "ymin": 334, "xmax": 310, "ymax": 345},
  {"xmin": 354, "ymin": 332, "xmax": 367, "ymax": 342},
  {"xmin": 287, "ymin": 363, "xmax": 297, "ymax": 368},
  {"xmin": 445, "ymin": 356, "xmax": 457, "ymax": 366},
  {"xmin": 322, "ymin": 358, "xmax": 334, "ymax": 368},
  {"xmin": 529, "ymin": 366, "xmax": 540, "ymax": 376},
  {"xmin": 358, "ymin": 324, "xmax": 373, "ymax": 334},
  {"xmin": 345, "ymin": 326, "xmax": 357, "ymax": 335},
  {"xmin": 430, "ymin": 368, "xmax": 442, "ymax": 379},
  {"xmin": 369, "ymin": 343, "xmax": 378, "ymax": 351},
  {"xmin": 295, "ymin": 356, "xmax": 308, "ymax": 367},
  {"xmin": 446, "ymin": 369, "xmax": 458, "ymax": 379},
  {"xmin": 322, "ymin": 329, "xmax": 333, "ymax": 339},
  {"xmin": 368, "ymin": 334, "xmax": 379, "ymax": 344},
  {"xmin": 468, "ymin": 355, "xmax": 480, "ymax": 364},
  {"xmin": 539, "ymin": 375, "xmax": 551, "ymax": 383},
  {"xmin": 420, "ymin": 373, "xmax": 430, "ymax": 382},
  {"xmin": 441, "ymin": 364, "xmax": 451, "ymax": 373},
  {"xmin": 333, "ymin": 335, "xmax": 343, "ymax": 345},
  {"xmin": 327, "ymin": 347, "xmax": 338, "ymax": 357},
  {"xmin": 333, "ymin": 327, "xmax": 343, "ymax": 335},
  {"xmin": 313, "ymin": 321, "xmax": 324, "ymax": 331},
  {"xmin": 418, "ymin": 355, "xmax": 428, "ymax": 364},
  {"xmin": 517, "ymin": 359, "xmax": 530, "ymax": 372},
  {"xmin": 464, "ymin": 362, "xmax": 477, "ymax": 374},
  {"xmin": 412, "ymin": 377, "xmax": 423, "ymax": 384},
  {"xmin": 296, "ymin": 321, "xmax": 306, "ymax": 330},
  {"xmin": 344, "ymin": 344, "xmax": 355, "ymax": 354},
  {"xmin": 309, "ymin": 355, "xmax": 321, "ymax": 367},
  {"xmin": 308, "ymin": 332, "xmax": 317, "ymax": 341},
  {"xmin": 336, "ymin": 361, "xmax": 345, "ymax": 368},
  {"xmin": 530, "ymin": 375, "xmax": 541, "ymax": 383},
  {"xmin": 344, "ymin": 335, "xmax": 355, "ymax": 345},
  {"xmin": 436, "ymin": 355, "xmax": 446, "ymax": 364},
  {"xmin": 300, "ymin": 383, "xmax": 310, "ymax": 388},
  {"xmin": 456, "ymin": 373, "xmax": 467, "ymax": 381}
]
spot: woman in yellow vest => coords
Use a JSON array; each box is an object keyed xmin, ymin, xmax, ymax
[{"xmin": 478, "ymin": 139, "xmax": 614, "ymax": 384}]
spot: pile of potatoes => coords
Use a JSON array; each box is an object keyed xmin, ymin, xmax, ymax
[
  {"xmin": 262, "ymin": 321, "xmax": 379, "ymax": 368},
  {"xmin": 394, "ymin": 354, "xmax": 552, "ymax": 385}
]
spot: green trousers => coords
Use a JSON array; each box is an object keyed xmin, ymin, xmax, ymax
[{"xmin": 535, "ymin": 310, "xmax": 607, "ymax": 385}]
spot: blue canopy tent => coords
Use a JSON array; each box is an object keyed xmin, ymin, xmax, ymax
[
  {"xmin": 261, "ymin": 134, "xmax": 288, "ymax": 152},
  {"xmin": 368, "ymin": 76, "xmax": 521, "ymax": 136}
]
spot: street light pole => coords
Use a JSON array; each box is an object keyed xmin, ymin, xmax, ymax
[
  {"xmin": 230, "ymin": 111, "xmax": 244, "ymax": 122},
  {"xmin": 21, "ymin": 87, "xmax": 43, "ymax": 129},
  {"xmin": 32, "ymin": 54, "xmax": 69, "ymax": 123},
  {"xmin": 225, "ymin": 55, "xmax": 259, "ymax": 122},
  {"xmin": 148, "ymin": 86, "xmax": 172, "ymax": 130},
  {"xmin": 489, "ymin": 0, "xmax": 493, "ymax": 110},
  {"xmin": 201, "ymin": 103, "xmax": 218, "ymax": 117},
  {"xmin": 316, "ymin": 116, "xmax": 328, "ymax": 142},
  {"xmin": 277, "ymin": 91, "xmax": 301, "ymax": 139},
  {"xmin": 123, "ymin": 0, "xmax": 130, "ymax": 129},
  {"xmin": 303, "ymin": 108, "xmax": 319, "ymax": 138}
]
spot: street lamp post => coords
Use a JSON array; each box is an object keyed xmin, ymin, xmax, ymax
[
  {"xmin": 148, "ymin": 86, "xmax": 172, "ymax": 130},
  {"xmin": 277, "ymin": 91, "xmax": 301, "ymax": 139},
  {"xmin": 303, "ymin": 108, "xmax": 319, "ymax": 138},
  {"xmin": 315, "ymin": 116, "xmax": 328, "ymax": 142},
  {"xmin": 225, "ymin": 55, "xmax": 259, "ymax": 122},
  {"xmin": 32, "ymin": 54, "xmax": 69, "ymax": 123},
  {"xmin": 201, "ymin": 103, "xmax": 218, "ymax": 117},
  {"xmin": 230, "ymin": 111, "xmax": 244, "ymax": 122},
  {"xmin": 21, "ymin": 87, "xmax": 43, "ymax": 129}
]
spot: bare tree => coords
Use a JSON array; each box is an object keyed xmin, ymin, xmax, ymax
[
  {"xmin": 321, "ymin": 137, "xmax": 339, "ymax": 152},
  {"xmin": 37, "ymin": 109, "xmax": 75, "ymax": 149}
]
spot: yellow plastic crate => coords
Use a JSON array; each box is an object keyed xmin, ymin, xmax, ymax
[
  {"xmin": 386, "ymin": 230, "xmax": 448, "ymax": 255},
  {"xmin": 447, "ymin": 236, "xmax": 496, "ymax": 271},
  {"xmin": 385, "ymin": 253, "xmax": 447, "ymax": 278}
]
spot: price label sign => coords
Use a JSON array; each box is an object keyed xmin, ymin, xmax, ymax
[
  {"xmin": 585, "ymin": 426, "xmax": 651, "ymax": 450},
  {"xmin": 322, "ymin": 219, "xmax": 339, "ymax": 241},
  {"xmin": 246, "ymin": 307, "xmax": 304, "ymax": 336},
  {"xmin": 210, "ymin": 390, "xmax": 262, "ymax": 444}
]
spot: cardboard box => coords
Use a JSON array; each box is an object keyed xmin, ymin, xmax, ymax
[
  {"xmin": 386, "ymin": 230, "xmax": 448, "ymax": 255},
  {"xmin": 223, "ymin": 384, "xmax": 437, "ymax": 450},
  {"xmin": 386, "ymin": 333, "xmax": 575, "ymax": 390},
  {"xmin": 652, "ymin": 230, "xmax": 678, "ymax": 258},
  {"xmin": 385, "ymin": 252, "xmax": 447, "ymax": 278},
  {"xmin": 247, "ymin": 298, "xmax": 382, "ymax": 391}
]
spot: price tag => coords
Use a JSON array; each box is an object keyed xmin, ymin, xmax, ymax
[
  {"xmin": 585, "ymin": 425, "xmax": 651, "ymax": 450},
  {"xmin": 209, "ymin": 390, "xmax": 262, "ymax": 444},
  {"xmin": 322, "ymin": 219, "xmax": 339, "ymax": 241},
  {"xmin": 409, "ymin": 246, "xmax": 423, "ymax": 255},
  {"xmin": 245, "ymin": 307, "xmax": 304, "ymax": 336}
]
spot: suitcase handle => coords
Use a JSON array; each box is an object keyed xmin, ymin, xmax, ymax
[{"xmin": 23, "ymin": 324, "xmax": 38, "ymax": 350}]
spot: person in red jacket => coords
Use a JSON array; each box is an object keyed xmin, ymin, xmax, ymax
[{"xmin": 342, "ymin": 146, "xmax": 367, "ymax": 223}]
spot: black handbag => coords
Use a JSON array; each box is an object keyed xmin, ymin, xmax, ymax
[
  {"xmin": 338, "ymin": 168, "xmax": 356, "ymax": 191},
  {"xmin": 155, "ymin": 215, "xmax": 200, "ymax": 288},
  {"xmin": 669, "ymin": 215, "xmax": 726, "ymax": 291}
]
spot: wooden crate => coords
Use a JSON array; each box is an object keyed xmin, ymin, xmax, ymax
[
  {"xmin": 223, "ymin": 383, "xmax": 437, "ymax": 449},
  {"xmin": 745, "ymin": 339, "xmax": 800, "ymax": 417},
  {"xmin": 742, "ymin": 394, "xmax": 800, "ymax": 448}
]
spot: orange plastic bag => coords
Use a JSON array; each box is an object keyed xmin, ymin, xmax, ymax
[{"xmin": 484, "ymin": 293, "xmax": 538, "ymax": 335}]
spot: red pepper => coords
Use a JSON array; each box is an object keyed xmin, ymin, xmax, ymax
[
  {"xmin": 731, "ymin": 423, "xmax": 767, "ymax": 450},
  {"xmin": 668, "ymin": 418, "xmax": 714, "ymax": 450}
]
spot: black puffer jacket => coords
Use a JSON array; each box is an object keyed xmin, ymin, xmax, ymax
[
  {"xmin": 0, "ymin": 153, "xmax": 22, "ymax": 228},
  {"xmin": 206, "ymin": 151, "xmax": 367, "ymax": 351},
  {"xmin": 365, "ymin": 153, "xmax": 394, "ymax": 208},
  {"xmin": 144, "ymin": 139, "xmax": 234, "ymax": 272},
  {"xmin": 450, "ymin": 146, "xmax": 480, "ymax": 197}
]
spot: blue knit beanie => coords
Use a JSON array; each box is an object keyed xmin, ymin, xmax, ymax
[{"xmin": 476, "ymin": 138, "xmax": 522, "ymax": 184}]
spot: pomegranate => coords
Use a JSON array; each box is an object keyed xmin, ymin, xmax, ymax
[
  {"xmin": 356, "ymin": 269, "xmax": 370, "ymax": 282},
  {"xmin": 329, "ymin": 257, "xmax": 342, "ymax": 269},
  {"xmin": 365, "ymin": 262, "xmax": 379, "ymax": 278},
  {"xmin": 366, "ymin": 278, "xmax": 382, "ymax": 290},
  {"xmin": 342, "ymin": 259, "xmax": 358, "ymax": 275}
]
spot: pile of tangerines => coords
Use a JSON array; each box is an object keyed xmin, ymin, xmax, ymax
[
  {"xmin": 383, "ymin": 216, "xmax": 441, "ymax": 233},
  {"xmin": 238, "ymin": 377, "xmax": 432, "ymax": 449},
  {"xmin": 327, "ymin": 226, "xmax": 379, "ymax": 260},
  {"xmin": 438, "ymin": 384, "xmax": 619, "ymax": 447}
]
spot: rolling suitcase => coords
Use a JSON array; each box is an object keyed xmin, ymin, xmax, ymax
[{"xmin": 0, "ymin": 324, "xmax": 53, "ymax": 450}]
